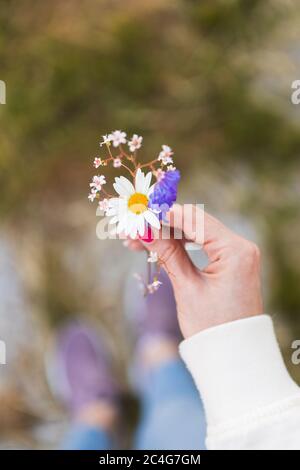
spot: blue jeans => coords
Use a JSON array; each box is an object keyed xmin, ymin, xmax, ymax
[{"xmin": 63, "ymin": 359, "xmax": 206, "ymax": 450}]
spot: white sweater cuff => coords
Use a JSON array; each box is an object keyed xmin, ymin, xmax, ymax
[{"xmin": 179, "ymin": 315, "xmax": 299, "ymax": 430}]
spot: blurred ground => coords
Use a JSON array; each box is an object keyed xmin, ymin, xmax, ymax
[{"xmin": 0, "ymin": 0, "xmax": 300, "ymax": 448}]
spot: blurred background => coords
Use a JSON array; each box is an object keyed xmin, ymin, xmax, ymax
[{"xmin": 0, "ymin": 0, "xmax": 300, "ymax": 448}]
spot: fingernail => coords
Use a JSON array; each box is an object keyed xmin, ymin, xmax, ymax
[{"xmin": 139, "ymin": 226, "xmax": 154, "ymax": 244}]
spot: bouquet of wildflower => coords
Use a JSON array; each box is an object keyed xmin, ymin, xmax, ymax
[{"xmin": 88, "ymin": 130, "xmax": 180, "ymax": 294}]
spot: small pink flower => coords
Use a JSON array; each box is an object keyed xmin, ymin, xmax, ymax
[
  {"xmin": 93, "ymin": 157, "xmax": 103, "ymax": 168},
  {"xmin": 113, "ymin": 158, "xmax": 122, "ymax": 168},
  {"xmin": 109, "ymin": 130, "xmax": 127, "ymax": 147},
  {"xmin": 88, "ymin": 189, "xmax": 97, "ymax": 202},
  {"xmin": 147, "ymin": 278, "xmax": 162, "ymax": 294},
  {"xmin": 90, "ymin": 175, "xmax": 106, "ymax": 191},
  {"xmin": 100, "ymin": 135, "xmax": 112, "ymax": 147},
  {"xmin": 128, "ymin": 134, "xmax": 143, "ymax": 152},
  {"xmin": 160, "ymin": 155, "xmax": 173, "ymax": 165},
  {"xmin": 98, "ymin": 198, "xmax": 109, "ymax": 212},
  {"xmin": 158, "ymin": 145, "xmax": 174, "ymax": 165}
]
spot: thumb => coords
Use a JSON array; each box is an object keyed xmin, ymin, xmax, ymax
[{"xmin": 141, "ymin": 230, "xmax": 196, "ymax": 285}]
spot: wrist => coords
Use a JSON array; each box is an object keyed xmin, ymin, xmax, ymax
[
  {"xmin": 179, "ymin": 315, "xmax": 299, "ymax": 430},
  {"xmin": 182, "ymin": 310, "xmax": 263, "ymax": 339}
]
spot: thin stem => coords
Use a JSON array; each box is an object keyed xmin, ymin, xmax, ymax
[
  {"xmin": 120, "ymin": 162, "xmax": 135, "ymax": 178},
  {"xmin": 106, "ymin": 143, "xmax": 113, "ymax": 159},
  {"xmin": 126, "ymin": 155, "xmax": 138, "ymax": 172},
  {"xmin": 101, "ymin": 187, "xmax": 114, "ymax": 198},
  {"xmin": 147, "ymin": 255, "xmax": 151, "ymax": 286},
  {"xmin": 119, "ymin": 145, "xmax": 131, "ymax": 159},
  {"xmin": 139, "ymin": 159, "xmax": 160, "ymax": 170}
]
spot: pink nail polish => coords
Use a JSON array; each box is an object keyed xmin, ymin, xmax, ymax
[{"xmin": 139, "ymin": 226, "xmax": 154, "ymax": 243}]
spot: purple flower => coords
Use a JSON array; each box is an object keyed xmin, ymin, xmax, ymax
[{"xmin": 149, "ymin": 169, "xmax": 180, "ymax": 219}]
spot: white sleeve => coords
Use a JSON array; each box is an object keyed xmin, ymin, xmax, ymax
[{"xmin": 179, "ymin": 315, "xmax": 300, "ymax": 449}]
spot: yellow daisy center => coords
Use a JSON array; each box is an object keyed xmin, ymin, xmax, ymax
[{"xmin": 128, "ymin": 193, "xmax": 148, "ymax": 214}]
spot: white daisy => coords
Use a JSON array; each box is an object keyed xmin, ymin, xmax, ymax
[{"xmin": 107, "ymin": 168, "xmax": 160, "ymax": 239}]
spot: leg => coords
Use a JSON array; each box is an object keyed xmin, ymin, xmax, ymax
[
  {"xmin": 127, "ymin": 269, "xmax": 206, "ymax": 450},
  {"xmin": 135, "ymin": 341, "xmax": 206, "ymax": 450},
  {"xmin": 63, "ymin": 423, "xmax": 112, "ymax": 450},
  {"xmin": 48, "ymin": 323, "xmax": 120, "ymax": 450}
]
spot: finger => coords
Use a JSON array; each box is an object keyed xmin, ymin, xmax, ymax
[
  {"xmin": 141, "ymin": 231, "xmax": 196, "ymax": 285},
  {"xmin": 123, "ymin": 239, "xmax": 144, "ymax": 251},
  {"xmin": 166, "ymin": 203, "xmax": 231, "ymax": 248}
]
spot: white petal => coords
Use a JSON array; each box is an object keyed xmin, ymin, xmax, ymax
[
  {"xmin": 124, "ymin": 212, "xmax": 135, "ymax": 236},
  {"xmin": 129, "ymin": 225, "xmax": 138, "ymax": 239},
  {"xmin": 109, "ymin": 226, "xmax": 118, "ymax": 236},
  {"xmin": 116, "ymin": 198, "xmax": 128, "ymax": 211},
  {"xmin": 113, "ymin": 182, "xmax": 129, "ymax": 197},
  {"xmin": 108, "ymin": 197, "xmax": 122, "ymax": 207},
  {"xmin": 118, "ymin": 208, "xmax": 129, "ymax": 220},
  {"xmin": 128, "ymin": 213, "xmax": 139, "ymax": 237},
  {"xmin": 137, "ymin": 215, "xmax": 145, "ymax": 236},
  {"xmin": 143, "ymin": 171, "xmax": 152, "ymax": 193},
  {"xmin": 106, "ymin": 208, "xmax": 117, "ymax": 217},
  {"xmin": 107, "ymin": 197, "xmax": 127, "ymax": 217},
  {"xmin": 120, "ymin": 198, "xmax": 128, "ymax": 207},
  {"xmin": 116, "ymin": 214, "xmax": 129, "ymax": 234},
  {"xmin": 144, "ymin": 210, "xmax": 161, "ymax": 230},
  {"xmin": 135, "ymin": 168, "xmax": 145, "ymax": 193},
  {"xmin": 114, "ymin": 177, "xmax": 134, "ymax": 197},
  {"xmin": 119, "ymin": 176, "xmax": 135, "ymax": 195},
  {"xmin": 109, "ymin": 216, "xmax": 119, "ymax": 224},
  {"xmin": 147, "ymin": 183, "xmax": 156, "ymax": 196},
  {"xmin": 127, "ymin": 214, "xmax": 139, "ymax": 239},
  {"xmin": 116, "ymin": 222, "xmax": 124, "ymax": 234}
]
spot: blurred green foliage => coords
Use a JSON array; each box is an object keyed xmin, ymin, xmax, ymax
[{"xmin": 0, "ymin": 0, "xmax": 300, "ymax": 328}]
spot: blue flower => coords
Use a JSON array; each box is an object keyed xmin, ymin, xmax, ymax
[{"xmin": 149, "ymin": 170, "xmax": 180, "ymax": 220}]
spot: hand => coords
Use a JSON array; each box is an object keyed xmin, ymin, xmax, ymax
[{"xmin": 127, "ymin": 204, "xmax": 263, "ymax": 338}]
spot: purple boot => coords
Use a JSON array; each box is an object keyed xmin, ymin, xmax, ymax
[
  {"xmin": 47, "ymin": 323, "xmax": 119, "ymax": 416},
  {"xmin": 124, "ymin": 268, "xmax": 182, "ymax": 390},
  {"xmin": 125, "ymin": 268, "xmax": 182, "ymax": 346}
]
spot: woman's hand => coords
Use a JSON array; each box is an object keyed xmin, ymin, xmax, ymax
[{"xmin": 127, "ymin": 204, "xmax": 263, "ymax": 338}]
